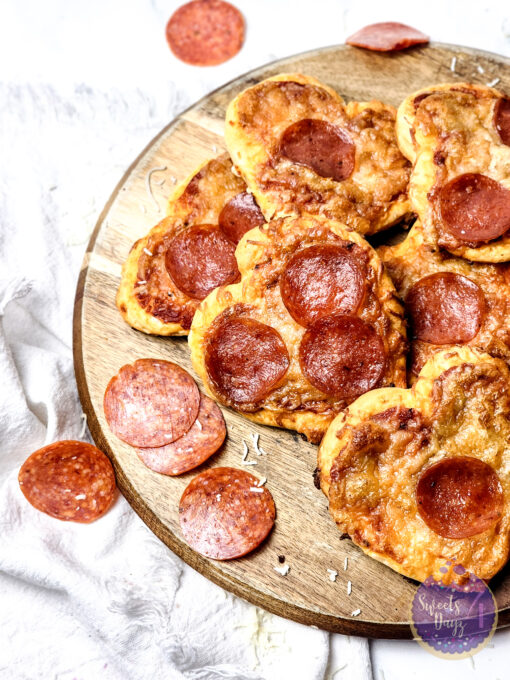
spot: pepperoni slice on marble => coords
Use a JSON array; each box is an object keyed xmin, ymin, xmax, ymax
[
  {"xmin": 165, "ymin": 225, "xmax": 239, "ymax": 300},
  {"xmin": 416, "ymin": 457, "xmax": 504, "ymax": 539},
  {"xmin": 137, "ymin": 395, "xmax": 226, "ymax": 476},
  {"xmin": 439, "ymin": 173, "xmax": 510, "ymax": 242},
  {"xmin": 205, "ymin": 316, "xmax": 290, "ymax": 405},
  {"xmin": 494, "ymin": 98, "xmax": 510, "ymax": 147},
  {"xmin": 218, "ymin": 191, "xmax": 265, "ymax": 244},
  {"xmin": 406, "ymin": 272, "xmax": 486, "ymax": 344},
  {"xmin": 346, "ymin": 22, "xmax": 429, "ymax": 52},
  {"xmin": 166, "ymin": 0, "xmax": 245, "ymax": 67},
  {"xmin": 104, "ymin": 359, "xmax": 200, "ymax": 447},
  {"xmin": 280, "ymin": 119, "xmax": 355, "ymax": 182},
  {"xmin": 280, "ymin": 243, "xmax": 367, "ymax": 327},
  {"xmin": 299, "ymin": 315, "xmax": 386, "ymax": 399},
  {"xmin": 18, "ymin": 441, "xmax": 116, "ymax": 523},
  {"xmin": 179, "ymin": 467, "xmax": 275, "ymax": 559}
]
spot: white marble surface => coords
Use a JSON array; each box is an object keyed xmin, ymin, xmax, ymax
[{"xmin": 1, "ymin": 1, "xmax": 510, "ymax": 678}]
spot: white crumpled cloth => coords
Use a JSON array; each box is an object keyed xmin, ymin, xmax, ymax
[{"xmin": 1, "ymin": 1, "xmax": 510, "ymax": 679}]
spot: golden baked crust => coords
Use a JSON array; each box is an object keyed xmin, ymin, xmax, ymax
[
  {"xmin": 396, "ymin": 82, "xmax": 510, "ymax": 261},
  {"xmin": 116, "ymin": 154, "xmax": 247, "ymax": 335},
  {"xmin": 189, "ymin": 214, "xmax": 407, "ymax": 443},
  {"xmin": 318, "ymin": 347, "xmax": 510, "ymax": 582},
  {"xmin": 225, "ymin": 73, "xmax": 412, "ymax": 235},
  {"xmin": 379, "ymin": 221, "xmax": 510, "ymax": 381}
]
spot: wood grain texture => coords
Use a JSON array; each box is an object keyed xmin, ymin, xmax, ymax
[{"xmin": 74, "ymin": 43, "xmax": 510, "ymax": 638}]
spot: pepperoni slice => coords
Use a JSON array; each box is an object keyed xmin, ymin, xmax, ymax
[
  {"xmin": 205, "ymin": 316, "xmax": 290, "ymax": 405},
  {"xmin": 165, "ymin": 225, "xmax": 239, "ymax": 300},
  {"xmin": 104, "ymin": 359, "xmax": 200, "ymax": 447},
  {"xmin": 439, "ymin": 173, "xmax": 510, "ymax": 242},
  {"xmin": 179, "ymin": 467, "xmax": 275, "ymax": 559},
  {"xmin": 165, "ymin": 0, "xmax": 245, "ymax": 67},
  {"xmin": 406, "ymin": 273, "xmax": 486, "ymax": 345},
  {"xmin": 280, "ymin": 243, "xmax": 367, "ymax": 327},
  {"xmin": 346, "ymin": 22, "xmax": 429, "ymax": 52},
  {"xmin": 416, "ymin": 457, "xmax": 504, "ymax": 539},
  {"xmin": 299, "ymin": 315, "xmax": 386, "ymax": 399},
  {"xmin": 218, "ymin": 191, "xmax": 265, "ymax": 244},
  {"xmin": 280, "ymin": 119, "xmax": 355, "ymax": 182},
  {"xmin": 494, "ymin": 98, "xmax": 510, "ymax": 147},
  {"xmin": 137, "ymin": 395, "xmax": 226, "ymax": 476},
  {"xmin": 18, "ymin": 441, "xmax": 116, "ymax": 523}
]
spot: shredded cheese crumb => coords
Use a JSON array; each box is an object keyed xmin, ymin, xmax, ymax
[
  {"xmin": 75, "ymin": 494, "xmax": 86, "ymax": 501},
  {"xmin": 351, "ymin": 609, "xmax": 361, "ymax": 617},
  {"xmin": 170, "ymin": 176, "xmax": 177, "ymax": 184},
  {"xmin": 136, "ymin": 280, "xmax": 147, "ymax": 285},
  {"xmin": 79, "ymin": 413, "xmax": 87, "ymax": 438},
  {"xmin": 347, "ymin": 581, "xmax": 352, "ymax": 596},
  {"xmin": 477, "ymin": 64, "xmax": 485, "ymax": 74},
  {"xmin": 196, "ymin": 420, "xmax": 202, "ymax": 431},
  {"xmin": 143, "ymin": 247, "xmax": 153, "ymax": 257},
  {"xmin": 242, "ymin": 440, "xmax": 257, "ymax": 465},
  {"xmin": 450, "ymin": 56, "xmax": 457, "ymax": 72},
  {"xmin": 274, "ymin": 564, "xmax": 290, "ymax": 576},
  {"xmin": 216, "ymin": 494, "xmax": 221, "ymax": 501},
  {"xmin": 327, "ymin": 569, "xmax": 338, "ymax": 582},
  {"xmin": 250, "ymin": 487, "xmax": 264, "ymax": 493},
  {"xmin": 256, "ymin": 477, "xmax": 267, "ymax": 487},
  {"xmin": 145, "ymin": 165, "xmax": 167, "ymax": 212},
  {"xmin": 487, "ymin": 77, "xmax": 501, "ymax": 87},
  {"xmin": 231, "ymin": 165, "xmax": 241, "ymax": 177},
  {"xmin": 344, "ymin": 557, "xmax": 348, "ymax": 571},
  {"xmin": 251, "ymin": 433, "xmax": 268, "ymax": 455}
]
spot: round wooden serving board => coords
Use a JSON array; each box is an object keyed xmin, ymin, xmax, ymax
[{"xmin": 74, "ymin": 43, "xmax": 510, "ymax": 638}]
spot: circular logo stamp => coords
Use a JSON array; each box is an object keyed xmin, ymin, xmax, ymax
[{"xmin": 410, "ymin": 563, "xmax": 497, "ymax": 658}]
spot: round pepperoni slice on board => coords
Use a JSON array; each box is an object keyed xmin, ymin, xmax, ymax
[
  {"xmin": 18, "ymin": 441, "xmax": 116, "ymax": 523},
  {"xmin": 179, "ymin": 467, "xmax": 275, "ymax": 559},
  {"xmin": 439, "ymin": 173, "xmax": 510, "ymax": 242},
  {"xmin": 166, "ymin": 0, "xmax": 245, "ymax": 67},
  {"xmin": 280, "ymin": 119, "xmax": 355, "ymax": 182},
  {"xmin": 137, "ymin": 395, "xmax": 226, "ymax": 476},
  {"xmin": 299, "ymin": 315, "xmax": 386, "ymax": 399},
  {"xmin": 416, "ymin": 457, "xmax": 504, "ymax": 539},
  {"xmin": 494, "ymin": 98, "xmax": 510, "ymax": 147},
  {"xmin": 104, "ymin": 359, "xmax": 200, "ymax": 448},
  {"xmin": 280, "ymin": 243, "xmax": 367, "ymax": 327},
  {"xmin": 205, "ymin": 316, "xmax": 290, "ymax": 405},
  {"xmin": 165, "ymin": 225, "xmax": 239, "ymax": 300},
  {"xmin": 346, "ymin": 22, "xmax": 429, "ymax": 52},
  {"xmin": 406, "ymin": 272, "xmax": 486, "ymax": 345},
  {"xmin": 218, "ymin": 192, "xmax": 265, "ymax": 244}
]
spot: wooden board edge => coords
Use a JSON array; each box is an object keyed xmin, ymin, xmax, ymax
[{"xmin": 72, "ymin": 42, "xmax": 510, "ymax": 638}]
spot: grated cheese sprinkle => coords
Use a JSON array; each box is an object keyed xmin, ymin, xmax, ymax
[
  {"xmin": 477, "ymin": 64, "xmax": 485, "ymax": 74},
  {"xmin": 327, "ymin": 569, "xmax": 338, "ymax": 582},
  {"xmin": 250, "ymin": 487, "xmax": 264, "ymax": 493},
  {"xmin": 274, "ymin": 564, "xmax": 290, "ymax": 576},
  {"xmin": 145, "ymin": 165, "xmax": 167, "ymax": 212},
  {"xmin": 347, "ymin": 581, "xmax": 352, "ymax": 596},
  {"xmin": 344, "ymin": 557, "xmax": 348, "ymax": 571},
  {"xmin": 487, "ymin": 77, "xmax": 501, "ymax": 87},
  {"xmin": 251, "ymin": 433, "xmax": 268, "ymax": 455},
  {"xmin": 79, "ymin": 413, "xmax": 87, "ymax": 439},
  {"xmin": 450, "ymin": 56, "xmax": 457, "ymax": 72},
  {"xmin": 136, "ymin": 280, "xmax": 147, "ymax": 285},
  {"xmin": 75, "ymin": 494, "xmax": 86, "ymax": 501},
  {"xmin": 143, "ymin": 247, "xmax": 153, "ymax": 257},
  {"xmin": 256, "ymin": 477, "xmax": 267, "ymax": 487},
  {"xmin": 351, "ymin": 609, "xmax": 361, "ymax": 617}
]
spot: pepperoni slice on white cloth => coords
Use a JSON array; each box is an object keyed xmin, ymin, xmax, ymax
[
  {"xmin": 104, "ymin": 359, "xmax": 200, "ymax": 447},
  {"xmin": 179, "ymin": 467, "xmax": 275, "ymax": 559},
  {"xmin": 416, "ymin": 456, "xmax": 504, "ymax": 539},
  {"xmin": 18, "ymin": 441, "xmax": 116, "ymax": 523}
]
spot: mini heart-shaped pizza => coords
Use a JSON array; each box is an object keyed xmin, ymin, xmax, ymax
[
  {"xmin": 396, "ymin": 82, "xmax": 510, "ymax": 262},
  {"xmin": 225, "ymin": 73, "xmax": 411, "ymax": 235},
  {"xmin": 189, "ymin": 214, "xmax": 406, "ymax": 443},
  {"xmin": 379, "ymin": 221, "xmax": 510, "ymax": 381},
  {"xmin": 318, "ymin": 346, "xmax": 510, "ymax": 582},
  {"xmin": 117, "ymin": 154, "xmax": 265, "ymax": 335}
]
